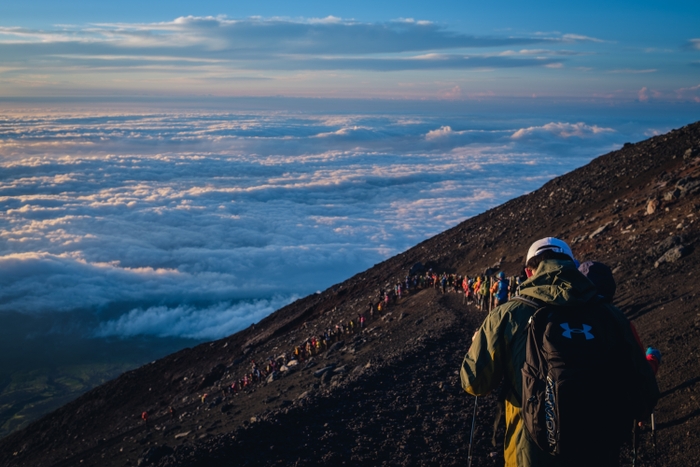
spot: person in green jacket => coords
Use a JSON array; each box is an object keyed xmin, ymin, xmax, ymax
[{"xmin": 460, "ymin": 237, "xmax": 659, "ymax": 467}]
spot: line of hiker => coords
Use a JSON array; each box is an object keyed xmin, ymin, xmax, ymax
[
  {"xmin": 215, "ymin": 268, "xmax": 516, "ymax": 401},
  {"xmin": 203, "ymin": 260, "xmax": 595, "ymax": 406},
  {"xmin": 219, "ymin": 307, "xmax": 383, "ymax": 398},
  {"xmin": 377, "ymin": 270, "xmax": 466, "ymax": 307},
  {"xmin": 214, "ymin": 269, "xmax": 480, "ymax": 399}
]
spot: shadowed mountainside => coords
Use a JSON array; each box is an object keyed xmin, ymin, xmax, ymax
[{"xmin": 1, "ymin": 121, "xmax": 700, "ymax": 467}]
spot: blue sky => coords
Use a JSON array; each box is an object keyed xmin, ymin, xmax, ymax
[{"xmin": 1, "ymin": 0, "xmax": 698, "ymax": 101}]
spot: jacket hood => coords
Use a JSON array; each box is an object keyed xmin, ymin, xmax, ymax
[{"xmin": 518, "ymin": 259, "xmax": 597, "ymax": 305}]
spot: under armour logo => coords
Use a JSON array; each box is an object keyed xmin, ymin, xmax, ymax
[{"xmin": 560, "ymin": 323, "xmax": 594, "ymax": 340}]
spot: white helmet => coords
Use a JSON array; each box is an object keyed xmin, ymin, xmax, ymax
[{"xmin": 526, "ymin": 237, "xmax": 575, "ymax": 263}]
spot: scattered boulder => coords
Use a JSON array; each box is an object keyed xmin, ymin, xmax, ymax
[
  {"xmin": 321, "ymin": 371, "xmax": 333, "ymax": 384},
  {"xmin": 647, "ymin": 236, "xmax": 682, "ymax": 258},
  {"xmin": 571, "ymin": 234, "xmax": 587, "ymax": 244},
  {"xmin": 676, "ymin": 177, "xmax": 700, "ymax": 197},
  {"xmin": 303, "ymin": 360, "xmax": 317, "ymax": 370},
  {"xmin": 313, "ymin": 364, "xmax": 337, "ymax": 378},
  {"xmin": 327, "ymin": 341, "xmax": 345, "ymax": 354},
  {"xmin": 683, "ymin": 147, "xmax": 699, "ymax": 160},
  {"xmin": 655, "ymin": 245, "xmax": 689, "ymax": 268},
  {"xmin": 664, "ymin": 188, "xmax": 681, "ymax": 201},
  {"xmin": 590, "ymin": 221, "xmax": 612, "ymax": 238},
  {"xmin": 646, "ymin": 199, "xmax": 660, "ymax": 215}
]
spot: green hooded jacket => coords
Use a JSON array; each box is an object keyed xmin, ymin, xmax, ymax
[{"xmin": 459, "ymin": 259, "xmax": 659, "ymax": 467}]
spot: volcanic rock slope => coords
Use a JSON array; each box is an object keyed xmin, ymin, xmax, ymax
[{"xmin": 2, "ymin": 122, "xmax": 700, "ymax": 467}]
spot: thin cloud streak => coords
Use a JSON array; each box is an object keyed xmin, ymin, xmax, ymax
[
  {"xmin": 0, "ymin": 16, "xmax": 597, "ymax": 81},
  {"xmin": 1, "ymin": 16, "xmax": 695, "ymax": 100}
]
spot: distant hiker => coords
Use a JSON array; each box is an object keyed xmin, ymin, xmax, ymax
[
  {"xmin": 492, "ymin": 271, "xmax": 509, "ymax": 306},
  {"xmin": 169, "ymin": 406, "xmax": 176, "ymax": 420},
  {"xmin": 477, "ymin": 276, "xmax": 488, "ymax": 309},
  {"xmin": 508, "ymin": 275, "xmax": 518, "ymax": 299},
  {"xmin": 578, "ymin": 260, "xmax": 662, "ymax": 375},
  {"xmin": 141, "ymin": 411, "xmax": 148, "ymax": 426},
  {"xmin": 460, "ymin": 237, "xmax": 659, "ymax": 467},
  {"xmin": 472, "ymin": 276, "xmax": 482, "ymax": 309},
  {"xmin": 201, "ymin": 393, "xmax": 208, "ymax": 404},
  {"xmin": 577, "ymin": 259, "xmax": 620, "ymax": 303}
]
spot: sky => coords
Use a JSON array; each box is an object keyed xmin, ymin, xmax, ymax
[{"xmin": 0, "ymin": 1, "xmax": 699, "ymax": 101}]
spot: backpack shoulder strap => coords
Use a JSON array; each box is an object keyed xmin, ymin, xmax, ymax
[{"xmin": 509, "ymin": 295, "xmax": 547, "ymax": 310}]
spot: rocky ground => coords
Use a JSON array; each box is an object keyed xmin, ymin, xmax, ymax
[{"xmin": 1, "ymin": 122, "xmax": 699, "ymax": 466}]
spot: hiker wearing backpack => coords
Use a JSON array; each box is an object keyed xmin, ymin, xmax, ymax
[
  {"xmin": 490, "ymin": 271, "xmax": 509, "ymax": 306},
  {"xmin": 578, "ymin": 260, "xmax": 662, "ymax": 375},
  {"xmin": 478, "ymin": 276, "xmax": 488, "ymax": 310},
  {"xmin": 460, "ymin": 237, "xmax": 659, "ymax": 467}
]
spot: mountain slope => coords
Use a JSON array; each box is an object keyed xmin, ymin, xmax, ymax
[{"xmin": 1, "ymin": 121, "xmax": 699, "ymax": 467}]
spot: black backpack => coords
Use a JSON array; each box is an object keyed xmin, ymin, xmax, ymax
[{"xmin": 518, "ymin": 297, "xmax": 637, "ymax": 456}]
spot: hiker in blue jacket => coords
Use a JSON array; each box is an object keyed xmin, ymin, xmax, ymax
[{"xmin": 495, "ymin": 271, "xmax": 509, "ymax": 306}]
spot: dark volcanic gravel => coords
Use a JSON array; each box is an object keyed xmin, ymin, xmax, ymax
[{"xmin": 1, "ymin": 121, "xmax": 700, "ymax": 467}]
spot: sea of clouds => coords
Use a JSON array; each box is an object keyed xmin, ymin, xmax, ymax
[{"xmin": 0, "ymin": 106, "xmax": 689, "ymax": 342}]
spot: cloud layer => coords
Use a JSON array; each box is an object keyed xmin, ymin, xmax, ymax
[{"xmin": 0, "ymin": 108, "xmax": 677, "ymax": 340}]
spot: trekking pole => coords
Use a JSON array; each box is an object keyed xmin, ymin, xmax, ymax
[
  {"xmin": 468, "ymin": 396, "xmax": 478, "ymax": 467},
  {"xmin": 631, "ymin": 420, "xmax": 638, "ymax": 467},
  {"xmin": 651, "ymin": 411, "xmax": 657, "ymax": 467}
]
